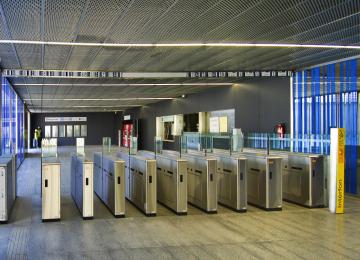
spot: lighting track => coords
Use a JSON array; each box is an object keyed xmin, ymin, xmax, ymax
[
  {"xmin": 14, "ymin": 83, "xmax": 234, "ymax": 87},
  {"xmin": 0, "ymin": 40, "xmax": 359, "ymax": 49},
  {"xmin": 24, "ymin": 98, "xmax": 174, "ymax": 101}
]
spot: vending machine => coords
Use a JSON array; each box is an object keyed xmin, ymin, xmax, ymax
[{"xmin": 122, "ymin": 123, "xmax": 133, "ymax": 148}]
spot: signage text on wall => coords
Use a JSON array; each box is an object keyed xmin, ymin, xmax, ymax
[{"xmin": 45, "ymin": 117, "xmax": 87, "ymax": 123}]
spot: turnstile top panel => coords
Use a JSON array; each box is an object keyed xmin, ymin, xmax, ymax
[
  {"xmin": 242, "ymin": 148, "xmax": 324, "ymax": 158},
  {"xmin": 102, "ymin": 153, "xmax": 125, "ymax": 163},
  {"xmin": 138, "ymin": 150, "xmax": 187, "ymax": 162},
  {"xmin": 131, "ymin": 153, "xmax": 156, "ymax": 163},
  {"xmin": 150, "ymin": 152, "xmax": 187, "ymax": 163},
  {"xmin": 0, "ymin": 156, "xmax": 12, "ymax": 166},
  {"xmin": 71, "ymin": 153, "xmax": 94, "ymax": 162},
  {"xmin": 42, "ymin": 157, "xmax": 61, "ymax": 165},
  {"xmin": 233, "ymin": 152, "xmax": 282, "ymax": 160},
  {"xmin": 210, "ymin": 153, "xmax": 247, "ymax": 161},
  {"xmin": 137, "ymin": 150, "xmax": 156, "ymax": 159}
]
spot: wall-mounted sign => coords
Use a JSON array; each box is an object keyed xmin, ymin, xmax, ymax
[
  {"xmin": 329, "ymin": 128, "xmax": 345, "ymax": 214},
  {"xmin": 162, "ymin": 115, "xmax": 174, "ymax": 122},
  {"xmin": 2, "ymin": 69, "xmax": 187, "ymax": 79},
  {"xmin": 187, "ymin": 70, "xmax": 292, "ymax": 78},
  {"xmin": 219, "ymin": 116, "xmax": 228, "ymax": 133},
  {"xmin": 209, "ymin": 117, "xmax": 220, "ymax": 133},
  {"xmin": 3, "ymin": 69, "xmax": 123, "ymax": 79},
  {"xmin": 45, "ymin": 117, "xmax": 87, "ymax": 122},
  {"xmin": 3, "ymin": 69, "xmax": 292, "ymax": 79},
  {"xmin": 124, "ymin": 115, "xmax": 131, "ymax": 120}
]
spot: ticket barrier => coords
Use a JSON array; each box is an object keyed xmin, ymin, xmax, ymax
[
  {"xmin": 117, "ymin": 151, "xmax": 157, "ymax": 216},
  {"xmin": 138, "ymin": 150, "xmax": 187, "ymax": 215},
  {"xmin": 71, "ymin": 155, "xmax": 94, "ymax": 219},
  {"xmin": 162, "ymin": 150, "xmax": 217, "ymax": 213},
  {"xmin": 0, "ymin": 157, "xmax": 16, "ymax": 223},
  {"xmin": 93, "ymin": 152, "xmax": 125, "ymax": 217}
]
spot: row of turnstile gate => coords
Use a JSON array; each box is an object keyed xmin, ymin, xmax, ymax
[
  {"xmin": 47, "ymin": 148, "xmax": 326, "ymax": 222},
  {"xmin": 1, "ymin": 147, "xmax": 325, "ymax": 223}
]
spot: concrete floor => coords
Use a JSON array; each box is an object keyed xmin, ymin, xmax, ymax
[{"xmin": 1, "ymin": 146, "xmax": 360, "ymax": 259}]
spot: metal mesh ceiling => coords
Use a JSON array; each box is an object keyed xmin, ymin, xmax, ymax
[{"xmin": 0, "ymin": 0, "xmax": 359, "ymax": 112}]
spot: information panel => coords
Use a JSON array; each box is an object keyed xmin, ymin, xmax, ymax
[{"xmin": 329, "ymin": 128, "xmax": 345, "ymax": 214}]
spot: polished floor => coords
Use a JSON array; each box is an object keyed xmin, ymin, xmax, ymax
[{"xmin": 1, "ymin": 146, "xmax": 360, "ymax": 259}]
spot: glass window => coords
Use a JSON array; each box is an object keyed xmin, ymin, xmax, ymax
[
  {"xmin": 81, "ymin": 125, "xmax": 87, "ymax": 137},
  {"xmin": 45, "ymin": 125, "xmax": 51, "ymax": 138},
  {"xmin": 67, "ymin": 125, "xmax": 73, "ymax": 137},
  {"xmin": 52, "ymin": 125, "xmax": 58, "ymax": 138},
  {"xmin": 74, "ymin": 125, "xmax": 80, "ymax": 137},
  {"xmin": 1, "ymin": 78, "xmax": 11, "ymax": 154},
  {"xmin": 59, "ymin": 125, "xmax": 65, "ymax": 137}
]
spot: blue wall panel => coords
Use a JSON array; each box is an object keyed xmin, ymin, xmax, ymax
[{"xmin": 293, "ymin": 59, "xmax": 358, "ymax": 194}]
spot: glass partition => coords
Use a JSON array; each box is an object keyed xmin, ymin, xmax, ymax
[
  {"xmin": 1, "ymin": 78, "xmax": 25, "ymax": 168},
  {"xmin": 52, "ymin": 125, "xmax": 58, "ymax": 138},
  {"xmin": 102, "ymin": 137, "xmax": 111, "ymax": 154},
  {"xmin": 244, "ymin": 133, "xmax": 330, "ymax": 155},
  {"xmin": 76, "ymin": 138, "xmax": 85, "ymax": 156},
  {"xmin": 41, "ymin": 138, "xmax": 58, "ymax": 158},
  {"xmin": 129, "ymin": 136, "xmax": 138, "ymax": 155},
  {"xmin": 154, "ymin": 136, "xmax": 163, "ymax": 155},
  {"xmin": 74, "ymin": 125, "xmax": 80, "ymax": 137},
  {"xmin": 180, "ymin": 131, "xmax": 330, "ymax": 156},
  {"xmin": 67, "ymin": 125, "xmax": 73, "ymax": 137},
  {"xmin": 59, "ymin": 125, "xmax": 65, "ymax": 137},
  {"xmin": 45, "ymin": 125, "xmax": 51, "ymax": 138},
  {"xmin": 81, "ymin": 125, "xmax": 87, "ymax": 137}
]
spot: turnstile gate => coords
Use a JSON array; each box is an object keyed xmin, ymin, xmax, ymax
[
  {"xmin": 42, "ymin": 158, "xmax": 61, "ymax": 221},
  {"xmin": 117, "ymin": 151, "xmax": 157, "ymax": 216},
  {"xmin": 0, "ymin": 157, "xmax": 16, "ymax": 223},
  {"xmin": 138, "ymin": 150, "xmax": 187, "ymax": 215},
  {"xmin": 162, "ymin": 150, "xmax": 217, "ymax": 213},
  {"xmin": 94, "ymin": 153, "xmax": 125, "ymax": 217},
  {"xmin": 71, "ymin": 155, "xmax": 94, "ymax": 219}
]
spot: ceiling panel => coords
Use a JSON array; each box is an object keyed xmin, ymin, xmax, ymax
[{"xmin": 0, "ymin": 0, "xmax": 359, "ymax": 112}]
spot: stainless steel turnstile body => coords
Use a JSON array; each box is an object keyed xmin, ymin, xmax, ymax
[
  {"xmin": 0, "ymin": 157, "xmax": 15, "ymax": 223},
  {"xmin": 162, "ymin": 150, "xmax": 217, "ymax": 213},
  {"xmin": 242, "ymin": 153, "xmax": 282, "ymax": 210},
  {"xmin": 185, "ymin": 150, "xmax": 247, "ymax": 212},
  {"xmin": 71, "ymin": 155, "xmax": 94, "ymax": 219},
  {"xmin": 215, "ymin": 155, "xmax": 247, "ymax": 212},
  {"xmin": 93, "ymin": 153, "xmax": 125, "ymax": 217},
  {"xmin": 282, "ymin": 154, "xmax": 324, "ymax": 207},
  {"xmin": 117, "ymin": 151, "xmax": 157, "ymax": 216},
  {"xmin": 138, "ymin": 150, "xmax": 187, "ymax": 215},
  {"xmin": 42, "ymin": 158, "xmax": 61, "ymax": 221},
  {"xmin": 243, "ymin": 148, "xmax": 324, "ymax": 208}
]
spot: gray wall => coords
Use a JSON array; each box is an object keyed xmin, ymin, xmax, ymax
[
  {"xmin": 126, "ymin": 78, "xmax": 290, "ymax": 151},
  {"xmin": 31, "ymin": 112, "xmax": 123, "ymax": 146}
]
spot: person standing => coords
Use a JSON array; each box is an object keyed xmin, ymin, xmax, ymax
[
  {"xmin": 33, "ymin": 126, "xmax": 41, "ymax": 148},
  {"xmin": 37, "ymin": 126, "xmax": 42, "ymax": 148}
]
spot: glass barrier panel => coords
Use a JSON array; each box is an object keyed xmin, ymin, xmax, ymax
[
  {"xmin": 76, "ymin": 138, "xmax": 85, "ymax": 156},
  {"xmin": 102, "ymin": 137, "xmax": 111, "ymax": 154},
  {"xmin": 154, "ymin": 136, "xmax": 163, "ymax": 155},
  {"xmin": 41, "ymin": 138, "xmax": 58, "ymax": 158},
  {"xmin": 130, "ymin": 136, "xmax": 138, "ymax": 155}
]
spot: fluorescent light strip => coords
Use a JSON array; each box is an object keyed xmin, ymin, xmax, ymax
[
  {"xmin": 28, "ymin": 105, "xmax": 140, "ymax": 108},
  {"xmin": 24, "ymin": 98, "xmax": 174, "ymax": 101},
  {"xmin": 0, "ymin": 40, "xmax": 360, "ymax": 49},
  {"xmin": 14, "ymin": 83, "xmax": 234, "ymax": 87}
]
